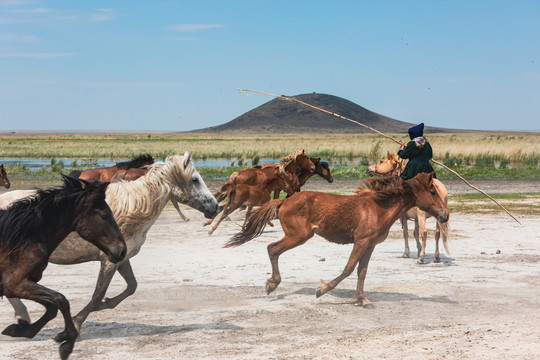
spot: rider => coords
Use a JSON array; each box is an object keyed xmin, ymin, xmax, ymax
[{"xmin": 397, "ymin": 123, "xmax": 436, "ymax": 180}]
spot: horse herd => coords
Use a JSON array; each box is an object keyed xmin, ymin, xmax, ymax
[{"xmin": 0, "ymin": 151, "xmax": 450, "ymax": 359}]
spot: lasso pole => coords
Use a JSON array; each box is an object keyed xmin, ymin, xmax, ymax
[{"xmin": 239, "ymin": 88, "xmax": 521, "ymax": 225}]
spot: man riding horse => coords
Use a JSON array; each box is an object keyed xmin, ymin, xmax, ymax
[{"xmin": 397, "ymin": 123, "xmax": 436, "ymax": 179}]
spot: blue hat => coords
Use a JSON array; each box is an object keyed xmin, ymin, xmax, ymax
[{"xmin": 408, "ymin": 123, "xmax": 424, "ymax": 140}]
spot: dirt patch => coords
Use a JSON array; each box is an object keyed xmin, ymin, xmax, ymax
[{"xmin": 1, "ymin": 184, "xmax": 539, "ymax": 359}]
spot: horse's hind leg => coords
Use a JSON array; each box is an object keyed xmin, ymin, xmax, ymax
[
  {"xmin": 98, "ymin": 260, "xmax": 137, "ymax": 310},
  {"xmin": 401, "ymin": 216, "xmax": 410, "ymax": 258},
  {"xmin": 266, "ymin": 231, "xmax": 313, "ymax": 295},
  {"xmin": 7, "ymin": 297, "xmax": 31, "ymax": 324},
  {"xmin": 171, "ymin": 198, "xmax": 189, "ymax": 222},
  {"xmin": 316, "ymin": 240, "xmax": 370, "ymax": 300}
]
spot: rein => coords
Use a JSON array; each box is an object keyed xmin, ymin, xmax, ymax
[{"xmin": 239, "ymin": 88, "xmax": 521, "ymax": 225}]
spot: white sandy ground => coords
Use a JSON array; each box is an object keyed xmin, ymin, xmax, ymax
[{"xmin": 1, "ymin": 183, "xmax": 539, "ymax": 360}]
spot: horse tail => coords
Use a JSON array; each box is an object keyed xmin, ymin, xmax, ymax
[
  {"xmin": 68, "ymin": 170, "xmax": 81, "ymax": 178},
  {"xmin": 215, "ymin": 183, "xmax": 235, "ymax": 203},
  {"xmin": 438, "ymin": 219, "xmax": 450, "ymax": 255},
  {"xmin": 225, "ymin": 198, "xmax": 285, "ymax": 248}
]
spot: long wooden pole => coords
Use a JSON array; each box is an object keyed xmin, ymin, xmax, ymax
[{"xmin": 239, "ymin": 88, "xmax": 522, "ymax": 225}]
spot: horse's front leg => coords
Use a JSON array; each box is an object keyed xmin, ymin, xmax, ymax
[
  {"xmin": 401, "ymin": 216, "xmax": 410, "ymax": 258},
  {"xmin": 72, "ymin": 260, "xmax": 119, "ymax": 331},
  {"xmin": 316, "ymin": 240, "xmax": 370, "ymax": 300},
  {"xmin": 98, "ymin": 260, "xmax": 137, "ymax": 310},
  {"xmin": 7, "ymin": 297, "xmax": 31, "ymax": 324},
  {"xmin": 417, "ymin": 213, "xmax": 428, "ymax": 264},
  {"xmin": 3, "ymin": 280, "xmax": 77, "ymax": 360},
  {"xmin": 171, "ymin": 198, "xmax": 189, "ymax": 221},
  {"xmin": 208, "ymin": 204, "xmax": 236, "ymax": 235},
  {"xmin": 434, "ymin": 221, "xmax": 441, "ymax": 263},
  {"xmin": 354, "ymin": 245, "xmax": 376, "ymax": 307}
]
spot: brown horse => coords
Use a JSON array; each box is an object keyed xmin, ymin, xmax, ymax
[
  {"xmin": 204, "ymin": 179, "xmax": 277, "ymax": 235},
  {"xmin": 215, "ymin": 150, "xmax": 315, "ymax": 202},
  {"xmin": 367, "ymin": 152, "xmax": 450, "ymax": 263},
  {"xmin": 226, "ymin": 173, "xmax": 449, "ymax": 306},
  {"xmin": 269, "ymin": 157, "xmax": 334, "ymax": 199},
  {"xmin": 75, "ymin": 154, "xmax": 154, "ymax": 182},
  {"xmin": 0, "ymin": 164, "xmax": 10, "ymax": 189},
  {"xmin": 0, "ymin": 176, "xmax": 126, "ymax": 360}
]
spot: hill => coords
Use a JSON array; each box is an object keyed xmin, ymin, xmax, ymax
[{"xmin": 194, "ymin": 93, "xmax": 453, "ymax": 134}]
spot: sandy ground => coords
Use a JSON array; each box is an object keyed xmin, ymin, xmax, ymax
[{"xmin": 1, "ymin": 180, "xmax": 539, "ymax": 360}]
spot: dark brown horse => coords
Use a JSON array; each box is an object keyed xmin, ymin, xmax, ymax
[
  {"xmin": 215, "ymin": 150, "xmax": 315, "ymax": 202},
  {"xmin": 226, "ymin": 173, "xmax": 449, "ymax": 306},
  {"xmin": 0, "ymin": 164, "xmax": 10, "ymax": 189},
  {"xmin": 75, "ymin": 154, "xmax": 154, "ymax": 182},
  {"xmin": 270, "ymin": 157, "xmax": 334, "ymax": 199},
  {"xmin": 0, "ymin": 175, "xmax": 126, "ymax": 360}
]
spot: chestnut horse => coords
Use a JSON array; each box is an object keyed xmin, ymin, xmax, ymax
[
  {"xmin": 267, "ymin": 157, "xmax": 334, "ymax": 199},
  {"xmin": 367, "ymin": 152, "xmax": 450, "ymax": 263},
  {"xmin": 226, "ymin": 173, "xmax": 449, "ymax": 306},
  {"xmin": 74, "ymin": 154, "xmax": 154, "ymax": 182},
  {"xmin": 204, "ymin": 180, "xmax": 276, "ymax": 235},
  {"xmin": 0, "ymin": 164, "xmax": 10, "ymax": 189},
  {"xmin": 215, "ymin": 150, "xmax": 315, "ymax": 202},
  {"xmin": 0, "ymin": 176, "xmax": 126, "ymax": 360}
]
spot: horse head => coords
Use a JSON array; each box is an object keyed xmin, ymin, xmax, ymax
[
  {"xmin": 312, "ymin": 158, "xmax": 334, "ymax": 183},
  {"xmin": 63, "ymin": 176, "xmax": 126, "ymax": 263},
  {"xmin": 366, "ymin": 152, "xmax": 404, "ymax": 177},
  {"xmin": 168, "ymin": 152, "xmax": 218, "ymax": 219},
  {"xmin": 408, "ymin": 172, "xmax": 449, "ymax": 223},
  {"xmin": 0, "ymin": 165, "xmax": 10, "ymax": 189}
]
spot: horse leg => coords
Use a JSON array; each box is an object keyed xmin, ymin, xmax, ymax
[
  {"xmin": 7, "ymin": 297, "xmax": 31, "ymax": 324},
  {"xmin": 316, "ymin": 240, "xmax": 370, "ymax": 299},
  {"xmin": 98, "ymin": 260, "xmax": 137, "ymax": 310},
  {"xmin": 417, "ymin": 213, "xmax": 428, "ymax": 264},
  {"xmin": 208, "ymin": 203, "xmax": 237, "ymax": 235},
  {"xmin": 171, "ymin": 198, "xmax": 189, "ymax": 221},
  {"xmin": 266, "ymin": 231, "xmax": 313, "ymax": 295},
  {"xmin": 3, "ymin": 280, "xmax": 77, "ymax": 360},
  {"xmin": 354, "ymin": 245, "xmax": 376, "ymax": 306},
  {"xmin": 434, "ymin": 221, "xmax": 441, "ymax": 263},
  {"xmin": 401, "ymin": 216, "xmax": 410, "ymax": 258},
  {"xmin": 273, "ymin": 189, "xmax": 280, "ymax": 200},
  {"xmin": 71, "ymin": 260, "xmax": 119, "ymax": 331},
  {"xmin": 413, "ymin": 220, "xmax": 421, "ymax": 259}
]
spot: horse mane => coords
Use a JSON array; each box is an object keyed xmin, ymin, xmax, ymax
[
  {"xmin": 278, "ymin": 150, "xmax": 304, "ymax": 173},
  {"xmin": 354, "ymin": 176, "xmax": 412, "ymax": 201},
  {"xmin": 105, "ymin": 155, "xmax": 191, "ymax": 236},
  {"xmin": 0, "ymin": 177, "xmax": 103, "ymax": 251},
  {"xmin": 115, "ymin": 154, "xmax": 154, "ymax": 170}
]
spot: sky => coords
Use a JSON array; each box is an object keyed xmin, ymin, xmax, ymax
[{"xmin": 0, "ymin": 0, "xmax": 539, "ymax": 132}]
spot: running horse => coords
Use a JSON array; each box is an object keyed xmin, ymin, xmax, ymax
[
  {"xmin": 0, "ymin": 176, "xmax": 126, "ymax": 360},
  {"xmin": 215, "ymin": 150, "xmax": 316, "ymax": 203},
  {"xmin": 367, "ymin": 152, "xmax": 450, "ymax": 263},
  {"xmin": 4, "ymin": 152, "xmax": 218, "ymax": 333},
  {"xmin": 73, "ymin": 154, "xmax": 190, "ymax": 221},
  {"xmin": 226, "ymin": 173, "xmax": 449, "ymax": 306},
  {"xmin": 0, "ymin": 164, "xmax": 10, "ymax": 189}
]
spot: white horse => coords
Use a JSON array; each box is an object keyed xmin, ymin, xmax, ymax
[
  {"xmin": 367, "ymin": 152, "xmax": 450, "ymax": 264},
  {"xmin": 3, "ymin": 152, "xmax": 218, "ymax": 331}
]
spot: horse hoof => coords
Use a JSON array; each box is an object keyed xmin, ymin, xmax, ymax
[
  {"xmin": 402, "ymin": 253, "xmax": 410, "ymax": 258},
  {"xmin": 2, "ymin": 320, "xmax": 32, "ymax": 338},
  {"xmin": 417, "ymin": 259, "xmax": 425, "ymax": 264},
  {"xmin": 59, "ymin": 340, "xmax": 75, "ymax": 360},
  {"xmin": 54, "ymin": 331, "xmax": 67, "ymax": 343},
  {"xmin": 434, "ymin": 257, "xmax": 441, "ymax": 263},
  {"xmin": 315, "ymin": 288, "xmax": 323, "ymax": 298}
]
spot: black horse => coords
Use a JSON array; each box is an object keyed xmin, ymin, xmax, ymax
[{"xmin": 0, "ymin": 175, "xmax": 126, "ymax": 360}]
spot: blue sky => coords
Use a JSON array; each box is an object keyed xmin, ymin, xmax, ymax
[{"xmin": 1, "ymin": 0, "xmax": 539, "ymax": 132}]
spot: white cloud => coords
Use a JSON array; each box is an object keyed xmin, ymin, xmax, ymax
[
  {"xmin": 9, "ymin": 7, "xmax": 52, "ymax": 13},
  {"xmin": 0, "ymin": 32, "xmax": 39, "ymax": 43},
  {"xmin": 168, "ymin": 23, "xmax": 223, "ymax": 32},
  {"xmin": 0, "ymin": 0, "xmax": 35, "ymax": 7},
  {"xmin": 88, "ymin": 8, "xmax": 115, "ymax": 23}
]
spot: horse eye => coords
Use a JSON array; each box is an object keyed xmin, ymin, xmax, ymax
[
  {"xmin": 101, "ymin": 213, "xmax": 109, "ymax": 220},
  {"xmin": 192, "ymin": 177, "xmax": 199, "ymax": 183}
]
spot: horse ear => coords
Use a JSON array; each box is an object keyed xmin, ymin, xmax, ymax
[
  {"xmin": 387, "ymin": 151, "xmax": 390, "ymax": 157},
  {"xmin": 183, "ymin": 151, "xmax": 192, "ymax": 168},
  {"xmin": 62, "ymin": 174, "xmax": 83, "ymax": 188}
]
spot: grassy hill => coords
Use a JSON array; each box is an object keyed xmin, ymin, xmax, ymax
[{"xmin": 195, "ymin": 93, "xmax": 455, "ymax": 134}]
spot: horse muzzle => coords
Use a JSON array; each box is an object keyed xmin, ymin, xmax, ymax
[
  {"xmin": 107, "ymin": 243, "xmax": 127, "ymax": 264},
  {"xmin": 204, "ymin": 201, "xmax": 219, "ymax": 219},
  {"xmin": 438, "ymin": 212, "xmax": 450, "ymax": 223}
]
